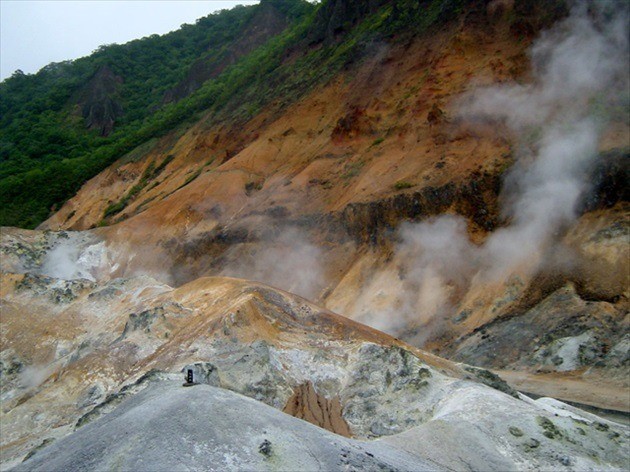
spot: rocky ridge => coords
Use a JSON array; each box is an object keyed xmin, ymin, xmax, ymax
[{"xmin": 1, "ymin": 257, "xmax": 628, "ymax": 470}]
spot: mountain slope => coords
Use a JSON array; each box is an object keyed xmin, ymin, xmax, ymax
[
  {"xmin": 1, "ymin": 267, "xmax": 627, "ymax": 471},
  {"xmin": 1, "ymin": 0, "xmax": 627, "ymax": 401},
  {"xmin": 0, "ymin": 0, "xmax": 313, "ymax": 228},
  {"xmin": 1, "ymin": 0, "xmax": 628, "ymax": 468},
  {"xmin": 31, "ymin": 0, "xmax": 628, "ymax": 386},
  {"xmin": 2, "ymin": 0, "xmax": 553, "ymax": 229}
]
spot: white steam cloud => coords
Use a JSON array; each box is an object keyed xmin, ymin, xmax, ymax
[
  {"xmin": 41, "ymin": 239, "xmax": 110, "ymax": 282},
  {"xmin": 347, "ymin": 2, "xmax": 629, "ymax": 337},
  {"xmin": 19, "ymin": 364, "xmax": 55, "ymax": 389},
  {"xmin": 349, "ymin": 216, "xmax": 477, "ymax": 334},
  {"xmin": 219, "ymin": 227, "xmax": 326, "ymax": 300}
]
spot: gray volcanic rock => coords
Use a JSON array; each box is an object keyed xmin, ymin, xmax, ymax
[
  {"xmin": 12, "ymin": 381, "xmax": 438, "ymax": 472},
  {"xmin": 381, "ymin": 384, "xmax": 629, "ymax": 472},
  {"xmin": 12, "ymin": 378, "xmax": 630, "ymax": 472},
  {"xmin": 449, "ymin": 283, "xmax": 628, "ymax": 374}
]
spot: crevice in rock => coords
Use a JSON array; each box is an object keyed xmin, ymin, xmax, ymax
[{"xmin": 283, "ymin": 381, "xmax": 351, "ymax": 437}]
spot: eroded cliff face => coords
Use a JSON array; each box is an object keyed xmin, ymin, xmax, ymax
[
  {"xmin": 76, "ymin": 65, "xmax": 124, "ymax": 136},
  {"xmin": 46, "ymin": 2, "xmax": 530, "ymax": 231}
]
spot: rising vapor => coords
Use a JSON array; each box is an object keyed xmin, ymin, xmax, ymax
[{"xmin": 346, "ymin": 0, "xmax": 629, "ymax": 337}]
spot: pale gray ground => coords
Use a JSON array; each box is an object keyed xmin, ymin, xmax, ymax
[
  {"xmin": 11, "ymin": 381, "xmax": 441, "ymax": 472},
  {"xmin": 12, "ymin": 377, "xmax": 630, "ymax": 472}
]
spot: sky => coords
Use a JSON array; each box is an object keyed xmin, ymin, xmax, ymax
[{"xmin": 0, "ymin": 1, "xmax": 260, "ymax": 81}]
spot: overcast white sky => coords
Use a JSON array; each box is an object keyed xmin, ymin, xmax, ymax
[{"xmin": 0, "ymin": 1, "xmax": 259, "ymax": 81}]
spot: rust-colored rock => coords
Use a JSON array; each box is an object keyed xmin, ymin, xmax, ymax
[{"xmin": 283, "ymin": 382, "xmax": 351, "ymax": 437}]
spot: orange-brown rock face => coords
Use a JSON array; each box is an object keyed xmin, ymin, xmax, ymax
[
  {"xmin": 44, "ymin": 12, "xmax": 528, "ymax": 234},
  {"xmin": 283, "ymin": 382, "xmax": 351, "ymax": 437}
]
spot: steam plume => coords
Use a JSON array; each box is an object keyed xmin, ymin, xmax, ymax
[
  {"xmin": 219, "ymin": 226, "xmax": 326, "ymax": 300},
  {"xmin": 41, "ymin": 239, "xmax": 108, "ymax": 282},
  {"xmin": 346, "ymin": 1, "xmax": 629, "ymax": 337}
]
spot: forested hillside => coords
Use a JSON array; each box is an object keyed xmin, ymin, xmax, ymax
[{"xmin": 0, "ymin": 0, "xmax": 312, "ymax": 227}]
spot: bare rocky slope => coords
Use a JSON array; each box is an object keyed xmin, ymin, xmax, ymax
[
  {"xmin": 9, "ymin": 381, "xmax": 630, "ymax": 472},
  {"xmin": 1, "ymin": 0, "xmax": 629, "ymax": 469},
  {"xmin": 1, "ymin": 263, "xmax": 628, "ymax": 470}
]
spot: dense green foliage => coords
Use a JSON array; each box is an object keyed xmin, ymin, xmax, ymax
[
  {"xmin": 0, "ymin": 0, "xmax": 465, "ymax": 228},
  {"xmin": 0, "ymin": 0, "xmax": 311, "ymax": 228}
]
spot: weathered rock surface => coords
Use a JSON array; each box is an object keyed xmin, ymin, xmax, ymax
[
  {"xmin": 0, "ymin": 270, "xmax": 458, "ymax": 465},
  {"xmin": 11, "ymin": 382, "xmax": 438, "ymax": 472},
  {"xmin": 1, "ymin": 267, "xmax": 628, "ymax": 470},
  {"xmin": 11, "ymin": 378, "xmax": 630, "ymax": 472},
  {"xmin": 283, "ymin": 381, "xmax": 351, "ymax": 436},
  {"xmin": 450, "ymin": 283, "xmax": 627, "ymax": 373}
]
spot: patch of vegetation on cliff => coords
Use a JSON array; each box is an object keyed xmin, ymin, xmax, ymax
[{"xmin": 101, "ymin": 154, "xmax": 176, "ymax": 220}]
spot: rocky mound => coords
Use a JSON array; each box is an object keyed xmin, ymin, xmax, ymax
[
  {"xmin": 9, "ymin": 364, "xmax": 630, "ymax": 472},
  {"xmin": 1, "ymin": 256, "xmax": 628, "ymax": 470},
  {"xmin": 11, "ymin": 382, "xmax": 437, "ymax": 472}
]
